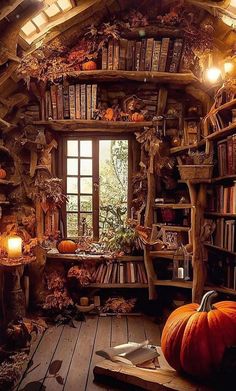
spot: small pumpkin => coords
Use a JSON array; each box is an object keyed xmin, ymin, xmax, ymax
[
  {"xmin": 58, "ymin": 240, "xmax": 77, "ymax": 254},
  {"xmin": 161, "ymin": 290, "xmax": 236, "ymax": 378},
  {"xmin": 82, "ymin": 61, "xmax": 97, "ymax": 71},
  {"xmin": 131, "ymin": 112, "xmax": 144, "ymax": 122},
  {"xmin": 104, "ymin": 108, "xmax": 114, "ymax": 121},
  {"xmin": 0, "ymin": 166, "xmax": 6, "ymax": 179}
]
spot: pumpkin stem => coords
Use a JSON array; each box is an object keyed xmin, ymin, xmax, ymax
[{"xmin": 197, "ymin": 290, "xmax": 218, "ymax": 312}]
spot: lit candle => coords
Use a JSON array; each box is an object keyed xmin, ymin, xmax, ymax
[
  {"xmin": 7, "ymin": 236, "xmax": 22, "ymax": 258},
  {"xmin": 80, "ymin": 297, "xmax": 89, "ymax": 306},
  {"xmin": 177, "ymin": 267, "xmax": 184, "ymax": 279}
]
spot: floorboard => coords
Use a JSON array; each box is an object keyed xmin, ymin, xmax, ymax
[{"xmin": 17, "ymin": 315, "xmax": 162, "ymax": 391}]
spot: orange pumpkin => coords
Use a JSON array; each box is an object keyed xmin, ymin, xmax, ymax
[
  {"xmin": 58, "ymin": 240, "xmax": 77, "ymax": 254},
  {"xmin": 161, "ymin": 290, "xmax": 236, "ymax": 378},
  {"xmin": 0, "ymin": 166, "xmax": 6, "ymax": 179},
  {"xmin": 104, "ymin": 108, "xmax": 114, "ymax": 121},
  {"xmin": 82, "ymin": 61, "xmax": 97, "ymax": 71},
  {"xmin": 131, "ymin": 112, "xmax": 144, "ymax": 122}
]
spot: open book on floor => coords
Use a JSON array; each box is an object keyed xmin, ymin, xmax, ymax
[{"xmin": 96, "ymin": 340, "xmax": 159, "ymax": 366}]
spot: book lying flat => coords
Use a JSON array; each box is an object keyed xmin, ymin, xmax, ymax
[{"xmin": 96, "ymin": 340, "xmax": 159, "ymax": 366}]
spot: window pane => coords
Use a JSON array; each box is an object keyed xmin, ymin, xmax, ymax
[
  {"xmin": 80, "ymin": 177, "xmax": 92, "ymax": 194},
  {"xmin": 67, "ymin": 140, "xmax": 78, "ymax": 156},
  {"xmin": 67, "ymin": 213, "xmax": 78, "ymax": 237},
  {"xmin": 67, "ymin": 177, "xmax": 78, "ymax": 194},
  {"xmin": 80, "ymin": 140, "xmax": 92, "ymax": 157},
  {"xmin": 80, "ymin": 159, "xmax": 92, "ymax": 176},
  {"xmin": 67, "ymin": 195, "xmax": 78, "ymax": 211},
  {"xmin": 67, "ymin": 158, "xmax": 78, "ymax": 175},
  {"xmin": 80, "ymin": 213, "xmax": 93, "ymax": 237},
  {"xmin": 80, "ymin": 195, "xmax": 93, "ymax": 212},
  {"xmin": 99, "ymin": 140, "xmax": 128, "ymax": 235}
]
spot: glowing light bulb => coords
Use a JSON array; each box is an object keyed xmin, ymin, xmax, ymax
[
  {"xmin": 205, "ymin": 67, "xmax": 221, "ymax": 83},
  {"xmin": 224, "ymin": 62, "xmax": 234, "ymax": 73},
  {"xmin": 231, "ymin": 0, "xmax": 236, "ymax": 7}
]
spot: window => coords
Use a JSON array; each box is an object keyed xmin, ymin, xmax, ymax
[{"xmin": 64, "ymin": 137, "xmax": 130, "ymax": 240}]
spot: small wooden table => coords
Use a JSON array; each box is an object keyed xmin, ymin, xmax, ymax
[
  {"xmin": 93, "ymin": 347, "xmax": 214, "ymax": 391},
  {"xmin": 0, "ymin": 256, "xmax": 36, "ymax": 324}
]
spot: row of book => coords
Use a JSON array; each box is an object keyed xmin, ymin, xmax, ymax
[
  {"xmin": 209, "ymin": 183, "xmax": 236, "ymax": 214},
  {"xmin": 45, "ymin": 83, "xmax": 98, "ymax": 120},
  {"xmin": 102, "ymin": 37, "xmax": 184, "ymax": 73},
  {"xmin": 213, "ymin": 218, "xmax": 236, "ymax": 252},
  {"xmin": 217, "ymin": 135, "xmax": 236, "ymax": 176},
  {"xmin": 208, "ymin": 257, "xmax": 236, "ymax": 290},
  {"xmin": 91, "ymin": 261, "xmax": 148, "ymax": 284}
]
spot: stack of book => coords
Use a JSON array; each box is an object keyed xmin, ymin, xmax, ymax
[
  {"xmin": 45, "ymin": 83, "xmax": 98, "ymax": 120},
  {"xmin": 91, "ymin": 261, "xmax": 148, "ymax": 284},
  {"xmin": 214, "ymin": 218, "xmax": 236, "ymax": 252},
  {"xmin": 217, "ymin": 135, "xmax": 236, "ymax": 176},
  {"xmin": 102, "ymin": 37, "xmax": 184, "ymax": 73},
  {"xmin": 208, "ymin": 183, "xmax": 236, "ymax": 214}
]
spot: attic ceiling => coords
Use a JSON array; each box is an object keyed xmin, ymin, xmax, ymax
[{"xmin": 0, "ymin": 0, "xmax": 236, "ymax": 95}]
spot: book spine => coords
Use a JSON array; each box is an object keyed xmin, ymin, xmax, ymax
[
  {"xmin": 80, "ymin": 84, "xmax": 86, "ymax": 119},
  {"xmin": 134, "ymin": 41, "xmax": 141, "ymax": 71},
  {"xmin": 227, "ymin": 135, "xmax": 233, "ymax": 175},
  {"xmin": 86, "ymin": 84, "xmax": 92, "ymax": 120},
  {"xmin": 91, "ymin": 84, "xmax": 97, "ymax": 119},
  {"xmin": 56, "ymin": 84, "xmax": 63, "ymax": 120},
  {"xmin": 50, "ymin": 85, "xmax": 58, "ymax": 120},
  {"xmin": 45, "ymin": 90, "xmax": 52, "ymax": 120},
  {"xmin": 63, "ymin": 83, "xmax": 70, "ymax": 119},
  {"xmin": 145, "ymin": 38, "xmax": 154, "ymax": 71},
  {"xmin": 151, "ymin": 41, "xmax": 161, "ymax": 71},
  {"xmin": 126, "ymin": 40, "xmax": 134, "ymax": 71},
  {"xmin": 75, "ymin": 84, "xmax": 81, "ymax": 119},
  {"xmin": 158, "ymin": 37, "xmax": 170, "ymax": 72},
  {"xmin": 119, "ymin": 262, "xmax": 124, "ymax": 284},
  {"xmin": 232, "ymin": 134, "xmax": 236, "ymax": 174},
  {"xmin": 113, "ymin": 40, "xmax": 119, "ymax": 70},
  {"xmin": 119, "ymin": 39, "xmax": 128, "ymax": 70},
  {"xmin": 69, "ymin": 85, "xmax": 76, "ymax": 119},
  {"xmin": 108, "ymin": 40, "xmax": 114, "ymax": 70},
  {"xmin": 169, "ymin": 38, "xmax": 183, "ymax": 73},
  {"xmin": 102, "ymin": 46, "xmax": 108, "ymax": 70},
  {"xmin": 139, "ymin": 39, "xmax": 146, "ymax": 71}
]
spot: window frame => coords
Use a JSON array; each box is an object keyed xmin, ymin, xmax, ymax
[{"xmin": 59, "ymin": 134, "xmax": 133, "ymax": 241}]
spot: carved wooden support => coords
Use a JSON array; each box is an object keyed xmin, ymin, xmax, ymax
[{"xmin": 144, "ymin": 247, "xmax": 157, "ymax": 300}]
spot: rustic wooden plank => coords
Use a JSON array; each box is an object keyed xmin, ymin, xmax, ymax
[
  {"xmin": 43, "ymin": 323, "xmax": 82, "ymax": 390},
  {"xmin": 64, "ymin": 316, "xmax": 98, "ymax": 391},
  {"xmin": 18, "ymin": 326, "xmax": 64, "ymax": 390},
  {"xmin": 143, "ymin": 316, "xmax": 161, "ymax": 346},
  {"xmin": 127, "ymin": 316, "xmax": 146, "ymax": 343},
  {"xmin": 86, "ymin": 317, "xmax": 111, "ymax": 391},
  {"xmin": 111, "ymin": 316, "xmax": 128, "ymax": 347}
]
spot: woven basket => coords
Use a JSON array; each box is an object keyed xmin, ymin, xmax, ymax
[{"xmin": 177, "ymin": 165, "xmax": 213, "ymax": 180}]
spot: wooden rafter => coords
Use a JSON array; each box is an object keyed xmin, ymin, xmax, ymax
[{"xmin": 0, "ymin": 0, "xmax": 24, "ymax": 22}]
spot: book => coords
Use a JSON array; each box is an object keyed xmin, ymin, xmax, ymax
[
  {"xmin": 113, "ymin": 40, "xmax": 119, "ymax": 70},
  {"xmin": 111, "ymin": 262, "xmax": 118, "ymax": 283},
  {"xmin": 102, "ymin": 46, "xmax": 108, "ymax": 70},
  {"xmin": 45, "ymin": 90, "xmax": 52, "ymax": 120},
  {"xmin": 130, "ymin": 262, "xmax": 136, "ymax": 283},
  {"xmin": 158, "ymin": 37, "xmax": 170, "ymax": 72},
  {"xmin": 63, "ymin": 82, "xmax": 70, "ymax": 119},
  {"xmin": 86, "ymin": 84, "xmax": 92, "ymax": 120},
  {"xmin": 108, "ymin": 40, "xmax": 114, "ymax": 70},
  {"xmin": 96, "ymin": 340, "xmax": 159, "ymax": 366},
  {"xmin": 75, "ymin": 84, "xmax": 81, "ymax": 119},
  {"xmin": 119, "ymin": 262, "xmax": 124, "ymax": 284},
  {"xmin": 233, "ymin": 134, "xmax": 236, "ymax": 174},
  {"xmin": 134, "ymin": 41, "xmax": 142, "ymax": 71},
  {"xmin": 140, "ymin": 39, "xmax": 147, "ymax": 71},
  {"xmin": 57, "ymin": 84, "xmax": 63, "ymax": 120},
  {"xmin": 80, "ymin": 84, "xmax": 86, "ymax": 119},
  {"xmin": 69, "ymin": 85, "xmax": 75, "ymax": 119},
  {"xmin": 126, "ymin": 40, "xmax": 134, "ymax": 71},
  {"xmin": 91, "ymin": 84, "xmax": 97, "ymax": 119},
  {"xmin": 50, "ymin": 85, "xmax": 58, "ymax": 120},
  {"xmin": 169, "ymin": 38, "xmax": 183, "ymax": 73},
  {"xmin": 119, "ymin": 39, "xmax": 128, "ymax": 70},
  {"xmin": 151, "ymin": 40, "xmax": 161, "ymax": 71},
  {"xmin": 145, "ymin": 38, "xmax": 154, "ymax": 71}
]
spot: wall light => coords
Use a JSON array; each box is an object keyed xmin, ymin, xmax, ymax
[{"xmin": 205, "ymin": 67, "xmax": 222, "ymax": 83}]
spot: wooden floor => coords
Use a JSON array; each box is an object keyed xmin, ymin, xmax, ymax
[{"xmin": 17, "ymin": 315, "xmax": 161, "ymax": 391}]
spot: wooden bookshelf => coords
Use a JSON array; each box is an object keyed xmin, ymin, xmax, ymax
[
  {"xmin": 88, "ymin": 283, "xmax": 148, "ymax": 289},
  {"xmin": 212, "ymin": 175, "xmax": 236, "ymax": 183},
  {"xmin": 178, "ymin": 179, "xmax": 212, "ymax": 184},
  {"xmin": 205, "ymin": 122, "xmax": 236, "ymax": 142},
  {"xmin": 33, "ymin": 119, "xmax": 153, "ymax": 132},
  {"xmin": 46, "ymin": 70, "xmax": 200, "ymax": 85},
  {"xmin": 205, "ymin": 212, "xmax": 236, "ymax": 218},
  {"xmin": 153, "ymin": 203, "xmax": 192, "ymax": 209},
  {"xmin": 208, "ymin": 286, "xmax": 236, "ymax": 296},
  {"xmin": 203, "ymin": 242, "xmax": 236, "ymax": 257},
  {"xmin": 154, "ymin": 280, "xmax": 193, "ymax": 289},
  {"xmin": 153, "ymin": 224, "xmax": 190, "ymax": 232},
  {"xmin": 46, "ymin": 254, "xmax": 144, "ymax": 263}
]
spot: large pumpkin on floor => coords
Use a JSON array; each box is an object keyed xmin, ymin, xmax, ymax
[
  {"xmin": 58, "ymin": 240, "xmax": 77, "ymax": 254},
  {"xmin": 161, "ymin": 290, "xmax": 236, "ymax": 378}
]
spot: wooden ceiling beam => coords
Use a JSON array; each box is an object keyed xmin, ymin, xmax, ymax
[{"xmin": 0, "ymin": 0, "xmax": 24, "ymax": 22}]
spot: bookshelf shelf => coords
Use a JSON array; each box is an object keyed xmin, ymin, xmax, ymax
[
  {"xmin": 178, "ymin": 179, "xmax": 212, "ymax": 184},
  {"xmin": 205, "ymin": 212, "xmax": 236, "ymax": 218},
  {"xmin": 153, "ymin": 280, "xmax": 193, "ymax": 289},
  {"xmin": 46, "ymin": 254, "xmax": 144, "ymax": 263},
  {"xmin": 33, "ymin": 119, "xmax": 153, "ymax": 132},
  {"xmin": 88, "ymin": 283, "xmax": 148, "ymax": 289},
  {"xmin": 0, "ymin": 201, "xmax": 10, "ymax": 205},
  {"xmin": 47, "ymin": 70, "xmax": 200, "ymax": 85},
  {"xmin": 205, "ymin": 122, "xmax": 236, "ymax": 142},
  {"xmin": 207, "ymin": 286, "xmax": 236, "ymax": 296},
  {"xmin": 153, "ymin": 224, "xmax": 190, "ymax": 232},
  {"xmin": 153, "ymin": 203, "xmax": 192, "ymax": 209},
  {"xmin": 0, "ymin": 179, "xmax": 16, "ymax": 185},
  {"xmin": 203, "ymin": 242, "xmax": 236, "ymax": 257},
  {"xmin": 212, "ymin": 175, "xmax": 236, "ymax": 183}
]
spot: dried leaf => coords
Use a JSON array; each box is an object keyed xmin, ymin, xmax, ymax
[
  {"xmin": 48, "ymin": 360, "xmax": 62, "ymax": 375},
  {"xmin": 22, "ymin": 381, "xmax": 46, "ymax": 390},
  {"xmin": 56, "ymin": 375, "xmax": 64, "ymax": 385}
]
